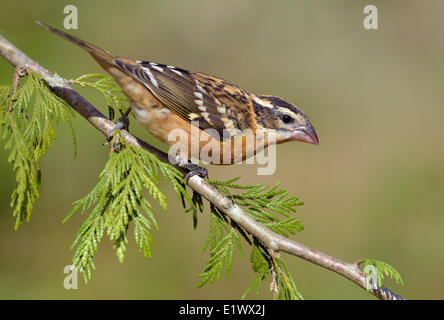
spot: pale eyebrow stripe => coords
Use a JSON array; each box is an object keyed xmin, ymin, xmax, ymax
[{"xmin": 275, "ymin": 106, "xmax": 297, "ymax": 117}]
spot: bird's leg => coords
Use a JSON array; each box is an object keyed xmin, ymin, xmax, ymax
[{"xmin": 106, "ymin": 107, "xmax": 132, "ymax": 143}]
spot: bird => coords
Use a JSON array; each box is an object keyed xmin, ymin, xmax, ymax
[{"xmin": 37, "ymin": 21, "xmax": 318, "ymax": 174}]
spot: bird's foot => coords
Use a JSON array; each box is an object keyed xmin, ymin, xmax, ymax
[
  {"xmin": 180, "ymin": 162, "xmax": 209, "ymax": 183},
  {"xmin": 104, "ymin": 108, "xmax": 131, "ymax": 145}
]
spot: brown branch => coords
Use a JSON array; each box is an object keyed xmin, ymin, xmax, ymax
[{"xmin": 0, "ymin": 32, "xmax": 404, "ymax": 300}]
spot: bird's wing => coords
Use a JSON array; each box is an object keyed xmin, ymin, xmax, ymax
[
  {"xmin": 114, "ymin": 59, "xmax": 257, "ymax": 141},
  {"xmin": 36, "ymin": 22, "xmax": 258, "ymax": 141}
]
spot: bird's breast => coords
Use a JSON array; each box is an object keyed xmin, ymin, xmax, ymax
[
  {"xmin": 130, "ymin": 102, "xmax": 173, "ymax": 143},
  {"xmin": 130, "ymin": 103, "xmax": 275, "ymax": 165}
]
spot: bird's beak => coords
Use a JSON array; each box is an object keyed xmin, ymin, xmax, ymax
[{"xmin": 291, "ymin": 125, "xmax": 319, "ymax": 145}]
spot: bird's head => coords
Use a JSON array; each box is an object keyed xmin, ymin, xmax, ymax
[{"xmin": 252, "ymin": 95, "xmax": 319, "ymax": 145}]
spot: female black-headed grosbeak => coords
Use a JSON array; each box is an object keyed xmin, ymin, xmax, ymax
[{"xmin": 37, "ymin": 22, "xmax": 318, "ymax": 167}]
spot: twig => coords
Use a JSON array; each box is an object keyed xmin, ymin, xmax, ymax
[
  {"xmin": 0, "ymin": 32, "xmax": 404, "ymax": 300},
  {"xmin": 7, "ymin": 66, "xmax": 26, "ymax": 112},
  {"xmin": 269, "ymin": 249, "xmax": 279, "ymax": 300}
]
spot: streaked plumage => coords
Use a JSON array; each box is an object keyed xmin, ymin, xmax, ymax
[{"xmin": 37, "ymin": 22, "xmax": 319, "ymax": 165}]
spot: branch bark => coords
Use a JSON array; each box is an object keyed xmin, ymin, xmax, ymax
[{"xmin": 0, "ymin": 32, "xmax": 404, "ymax": 300}]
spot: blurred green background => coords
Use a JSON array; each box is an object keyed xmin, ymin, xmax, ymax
[{"xmin": 0, "ymin": 0, "xmax": 443, "ymax": 299}]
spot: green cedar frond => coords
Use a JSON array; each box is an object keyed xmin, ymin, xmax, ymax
[
  {"xmin": 183, "ymin": 190, "xmax": 205, "ymax": 229},
  {"xmin": 66, "ymin": 135, "xmax": 192, "ymax": 282},
  {"xmin": 359, "ymin": 259, "xmax": 404, "ymax": 290},
  {"xmin": 198, "ymin": 177, "xmax": 304, "ymax": 299},
  {"xmin": 241, "ymin": 242, "xmax": 271, "ymax": 299},
  {"xmin": 207, "ymin": 177, "xmax": 304, "ymax": 236},
  {"xmin": 72, "ymin": 74, "xmax": 129, "ymax": 117},
  {"xmin": 198, "ymin": 226, "xmax": 241, "ymax": 287},
  {"xmin": 272, "ymin": 254, "xmax": 303, "ymax": 300},
  {"xmin": 0, "ymin": 72, "xmax": 76, "ymax": 229}
]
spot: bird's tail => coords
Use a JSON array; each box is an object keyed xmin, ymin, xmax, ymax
[{"xmin": 36, "ymin": 21, "xmax": 116, "ymax": 65}]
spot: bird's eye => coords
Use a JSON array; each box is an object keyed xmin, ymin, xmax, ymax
[{"xmin": 282, "ymin": 114, "xmax": 293, "ymax": 124}]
